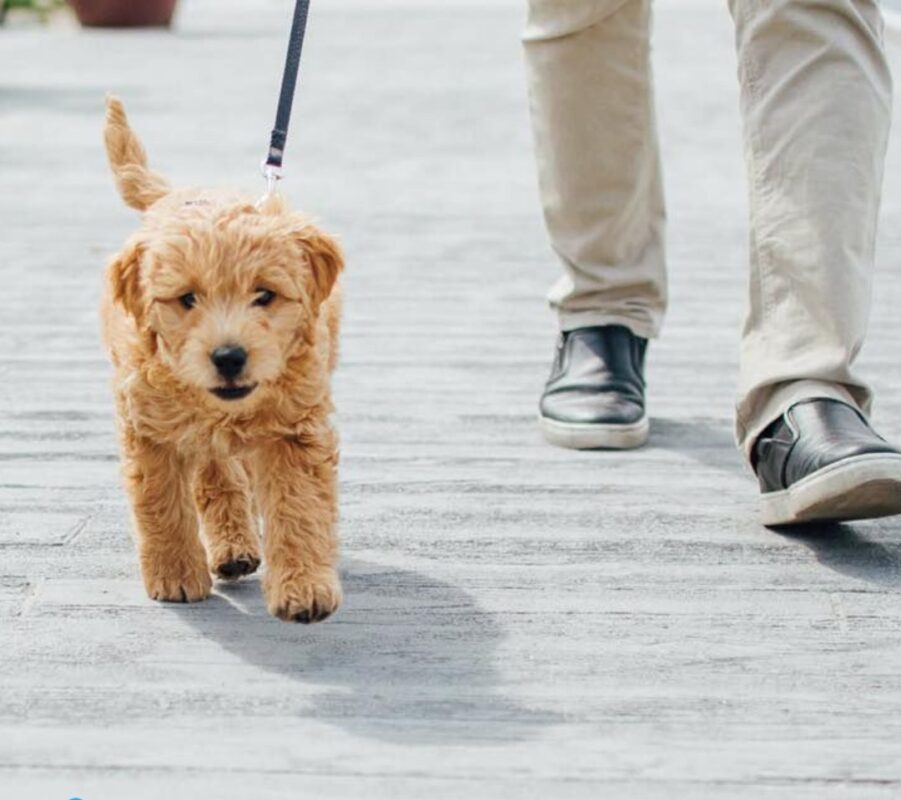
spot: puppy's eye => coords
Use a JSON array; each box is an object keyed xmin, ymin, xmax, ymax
[
  {"xmin": 252, "ymin": 289, "xmax": 276, "ymax": 308},
  {"xmin": 179, "ymin": 292, "xmax": 197, "ymax": 310}
]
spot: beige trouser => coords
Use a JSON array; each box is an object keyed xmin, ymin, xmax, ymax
[{"xmin": 524, "ymin": 0, "xmax": 893, "ymax": 458}]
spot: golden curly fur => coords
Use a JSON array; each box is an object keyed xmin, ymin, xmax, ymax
[{"xmin": 101, "ymin": 96, "xmax": 343, "ymax": 623}]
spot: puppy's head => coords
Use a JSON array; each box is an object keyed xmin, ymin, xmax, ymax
[
  {"xmin": 104, "ymin": 97, "xmax": 342, "ymax": 408},
  {"xmin": 109, "ymin": 202, "xmax": 342, "ymax": 406}
]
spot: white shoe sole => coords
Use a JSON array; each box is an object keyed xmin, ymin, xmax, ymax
[
  {"xmin": 761, "ymin": 453, "xmax": 901, "ymax": 526},
  {"xmin": 538, "ymin": 414, "xmax": 649, "ymax": 450}
]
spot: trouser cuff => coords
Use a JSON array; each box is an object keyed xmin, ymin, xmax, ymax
[{"xmin": 556, "ymin": 309, "xmax": 660, "ymax": 340}]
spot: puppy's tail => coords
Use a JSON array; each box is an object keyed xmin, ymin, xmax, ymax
[{"xmin": 104, "ymin": 95, "xmax": 171, "ymax": 211}]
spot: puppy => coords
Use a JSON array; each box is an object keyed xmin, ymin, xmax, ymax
[{"xmin": 101, "ymin": 97, "xmax": 343, "ymax": 623}]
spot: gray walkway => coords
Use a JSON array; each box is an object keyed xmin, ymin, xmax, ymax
[{"xmin": 4, "ymin": 1, "xmax": 901, "ymax": 797}]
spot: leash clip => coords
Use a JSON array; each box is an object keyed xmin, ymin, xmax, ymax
[{"xmin": 260, "ymin": 160, "xmax": 284, "ymax": 197}]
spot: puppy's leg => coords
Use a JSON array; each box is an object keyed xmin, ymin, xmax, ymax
[
  {"xmin": 122, "ymin": 435, "xmax": 211, "ymax": 602},
  {"xmin": 255, "ymin": 435, "xmax": 341, "ymax": 623},
  {"xmin": 193, "ymin": 457, "xmax": 261, "ymax": 580},
  {"xmin": 324, "ymin": 288, "xmax": 342, "ymax": 374}
]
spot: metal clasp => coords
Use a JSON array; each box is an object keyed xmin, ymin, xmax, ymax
[{"xmin": 260, "ymin": 160, "xmax": 283, "ymax": 198}]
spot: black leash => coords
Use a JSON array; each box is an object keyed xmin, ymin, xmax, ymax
[{"xmin": 262, "ymin": 0, "xmax": 312, "ymax": 193}]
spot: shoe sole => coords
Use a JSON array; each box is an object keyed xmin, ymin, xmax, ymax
[
  {"xmin": 538, "ymin": 413, "xmax": 649, "ymax": 450},
  {"xmin": 761, "ymin": 453, "xmax": 901, "ymax": 527}
]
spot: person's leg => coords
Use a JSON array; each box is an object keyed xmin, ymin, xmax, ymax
[
  {"xmin": 729, "ymin": 0, "xmax": 891, "ymax": 456},
  {"xmin": 525, "ymin": 0, "xmax": 665, "ymax": 449},
  {"xmin": 524, "ymin": 0, "xmax": 666, "ymax": 337},
  {"xmin": 730, "ymin": 0, "xmax": 901, "ymax": 524}
]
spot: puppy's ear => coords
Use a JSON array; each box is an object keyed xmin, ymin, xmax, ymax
[
  {"xmin": 107, "ymin": 241, "xmax": 144, "ymax": 320},
  {"xmin": 298, "ymin": 226, "xmax": 344, "ymax": 307}
]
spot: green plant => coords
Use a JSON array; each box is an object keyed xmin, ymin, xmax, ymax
[{"xmin": 0, "ymin": 0, "xmax": 66, "ymax": 24}]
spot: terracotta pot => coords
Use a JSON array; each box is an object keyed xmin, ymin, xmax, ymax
[{"xmin": 67, "ymin": 0, "xmax": 177, "ymax": 27}]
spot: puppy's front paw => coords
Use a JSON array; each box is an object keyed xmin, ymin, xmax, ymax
[
  {"xmin": 214, "ymin": 554, "xmax": 261, "ymax": 580},
  {"xmin": 264, "ymin": 566, "xmax": 342, "ymax": 623},
  {"xmin": 207, "ymin": 540, "xmax": 261, "ymax": 581},
  {"xmin": 141, "ymin": 555, "xmax": 212, "ymax": 603}
]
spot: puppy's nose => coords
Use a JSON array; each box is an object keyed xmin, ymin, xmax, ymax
[{"xmin": 211, "ymin": 345, "xmax": 247, "ymax": 380}]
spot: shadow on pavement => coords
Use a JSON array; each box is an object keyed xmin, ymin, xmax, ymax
[
  {"xmin": 777, "ymin": 522, "xmax": 901, "ymax": 589},
  {"xmin": 170, "ymin": 559, "xmax": 561, "ymax": 745},
  {"xmin": 651, "ymin": 416, "xmax": 746, "ymax": 476}
]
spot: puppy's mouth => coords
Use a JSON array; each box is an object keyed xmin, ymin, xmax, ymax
[{"xmin": 210, "ymin": 383, "xmax": 258, "ymax": 401}]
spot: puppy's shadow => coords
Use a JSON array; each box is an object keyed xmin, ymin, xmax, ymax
[
  {"xmin": 776, "ymin": 522, "xmax": 901, "ymax": 590},
  {"xmin": 171, "ymin": 559, "xmax": 560, "ymax": 745}
]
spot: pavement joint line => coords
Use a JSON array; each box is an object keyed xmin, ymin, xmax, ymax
[
  {"xmin": 61, "ymin": 512, "xmax": 96, "ymax": 546},
  {"xmin": 16, "ymin": 578, "xmax": 44, "ymax": 618}
]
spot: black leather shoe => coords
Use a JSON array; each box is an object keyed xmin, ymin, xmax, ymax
[
  {"xmin": 538, "ymin": 325, "xmax": 648, "ymax": 450},
  {"xmin": 754, "ymin": 398, "xmax": 901, "ymax": 526}
]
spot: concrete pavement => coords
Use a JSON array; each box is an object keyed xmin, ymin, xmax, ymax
[{"xmin": 4, "ymin": 0, "xmax": 901, "ymax": 797}]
